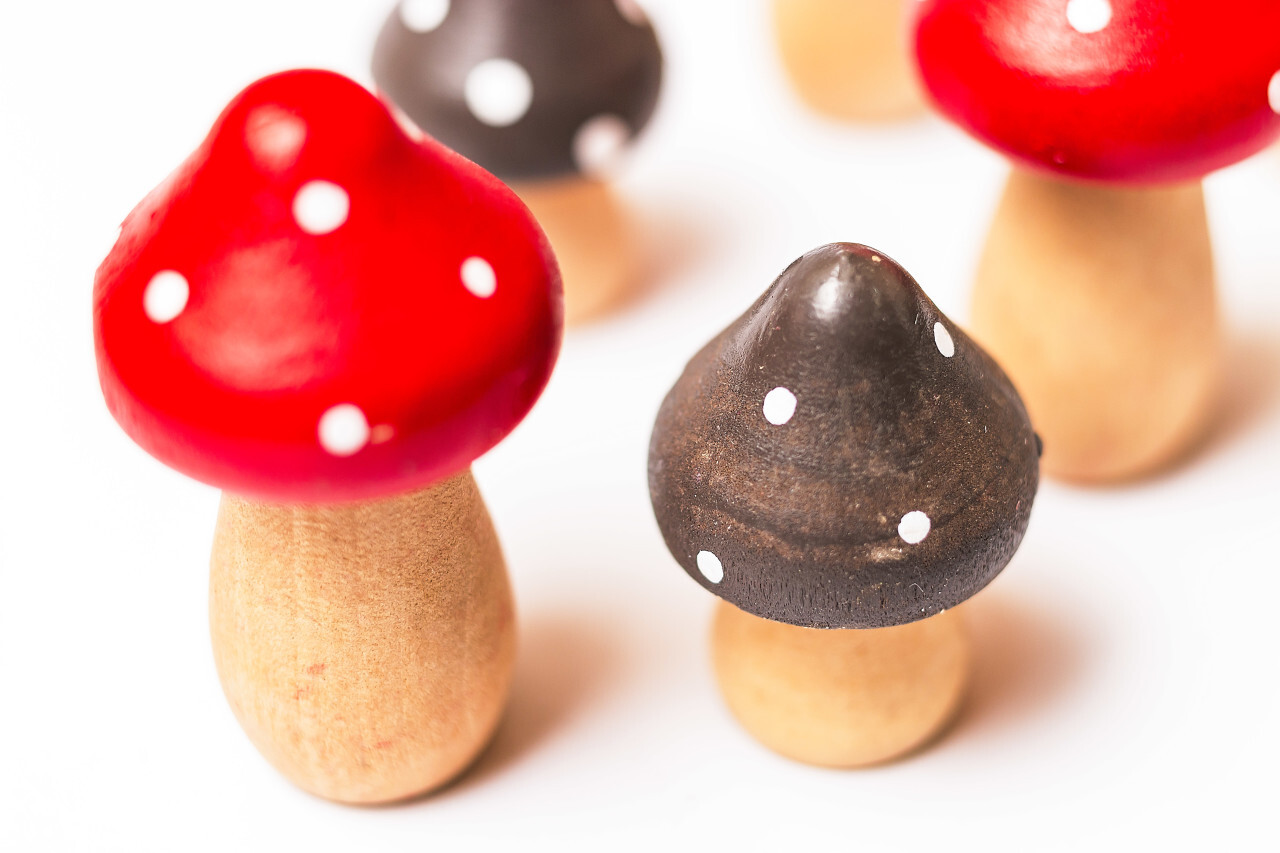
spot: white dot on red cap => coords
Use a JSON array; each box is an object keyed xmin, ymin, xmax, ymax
[
  {"xmin": 143, "ymin": 270, "xmax": 189, "ymax": 323},
  {"xmin": 1269, "ymin": 71, "xmax": 1280, "ymax": 114},
  {"xmin": 399, "ymin": 0, "xmax": 449, "ymax": 32},
  {"xmin": 1066, "ymin": 0, "xmax": 1111, "ymax": 34},
  {"xmin": 245, "ymin": 106, "xmax": 306, "ymax": 170},
  {"xmin": 293, "ymin": 181, "xmax": 350, "ymax": 235},
  {"xmin": 696, "ymin": 550, "xmax": 724, "ymax": 584},
  {"xmin": 464, "ymin": 59, "xmax": 533, "ymax": 127},
  {"xmin": 898, "ymin": 511, "xmax": 931, "ymax": 545},
  {"xmin": 615, "ymin": 0, "xmax": 648, "ymax": 26},
  {"xmin": 573, "ymin": 114, "xmax": 631, "ymax": 176},
  {"xmin": 318, "ymin": 405, "xmax": 370, "ymax": 456},
  {"xmin": 763, "ymin": 387, "xmax": 797, "ymax": 425},
  {"xmin": 461, "ymin": 257, "xmax": 497, "ymax": 298},
  {"xmin": 934, "ymin": 322, "xmax": 955, "ymax": 358}
]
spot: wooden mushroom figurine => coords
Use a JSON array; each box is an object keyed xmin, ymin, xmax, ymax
[
  {"xmin": 372, "ymin": 0, "xmax": 663, "ymax": 324},
  {"xmin": 648, "ymin": 244, "xmax": 1039, "ymax": 766},
  {"xmin": 773, "ymin": 0, "xmax": 924, "ymax": 121},
  {"xmin": 914, "ymin": 0, "xmax": 1280, "ymax": 482},
  {"xmin": 93, "ymin": 70, "xmax": 562, "ymax": 803}
]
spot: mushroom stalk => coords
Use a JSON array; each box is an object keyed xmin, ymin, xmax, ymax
[
  {"xmin": 773, "ymin": 0, "xmax": 924, "ymax": 121},
  {"xmin": 209, "ymin": 471, "xmax": 515, "ymax": 804},
  {"xmin": 712, "ymin": 602, "xmax": 969, "ymax": 767},
  {"xmin": 510, "ymin": 177, "xmax": 633, "ymax": 324},
  {"xmin": 971, "ymin": 168, "xmax": 1219, "ymax": 482}
]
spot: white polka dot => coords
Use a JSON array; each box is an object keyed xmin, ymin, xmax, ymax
[
  {"xmin": 143, "ymin": 270, "xmax": 189, "ymax": 323},
  {"xmin": 1066, "ymin": 0, "xmax": 1111, "ymax": 34},
  {"xmin": 293, "ymin": 181, "xmax": 350, "ymax": 235},
  {"xmin": 1269, "ymin": 70, "xmax": 1280, "ymax": 114},
  {"xmin": 898, "ymin": 511, "xmax": 932, "ymax": 545},
  {"xmin": 464, "ymin": 59, "xmax": 534, "ymax": 127},
  {"xmin": 572, "ymin": 114, "xmax": 631, "ymax": 176},
  {"xmin": 461, "ymin": 256, "xmax": 497, "ymax": 298},
  {"xmin": 615, "ymin": 0, "xmax": 649, "ymax": 25},
  {"xmin": 696, "ymin": 550, "xmax": 724, "ymax": 584},
  {"xmin": 318, "ymin": 405, "xmax": 370, "ymax": 457},
  {"xmin": 399, "ymin": 0, "xmax": 449, "ymax": 32},
  {"xmin": 934, "ymin": 322, "xmax": 955, "ymax": 358},
  {"xmin": 244, "ymin": 106, "xmax": 306, "ymax": 170},
  {"xmin": 762, "ymin": 387, "xmax": 797, "ymax": 425}
]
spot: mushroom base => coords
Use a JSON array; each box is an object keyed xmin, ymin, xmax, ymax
[
  {"xmin": 772, "ymin": 0, "xmax": 924, "ymax": 122},
  {"xmin": 711, "ymin": 601, "xmax": 969, "ymax": 767},
  {"xmin": 511, "ymin": 176, "xmax": 634, "ymax": 325},
  {"xmin": 209, "ymin": 471, "xmax": 515, "ymax": 804},
  {"xmin": 972, "ymin": 169, "xmax": 1219, "ymax": 483}
]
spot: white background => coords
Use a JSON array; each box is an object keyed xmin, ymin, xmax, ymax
[{"xmin": 3, "ymin": 1, "xmax": 1279, "ymax": 849}]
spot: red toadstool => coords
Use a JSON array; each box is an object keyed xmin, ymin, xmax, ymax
[
  {"xmin": 94, "ymin": 69, "xmax": 562, "ymax": 803},
  {"xmin": 914, "ymin": 0, "xmax": 1280, "ymax": 481}
]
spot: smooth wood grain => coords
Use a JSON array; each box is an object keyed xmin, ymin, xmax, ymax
[
  {"xmin": 773, "ymin": 0, "xmax": 924, "ymax": 121},
  {"xmin": 209, "ymin": 471, "xmax": 515, "ymax": 804},
  {"xmin": 972, "ymin": 169, "xmax": 1219, "ymax": 482},
  {"xmin": 712, "ymin": 602, "xmax": 970, "ymax": 767},
  {"xmin": 512, "ymin": 176, "xmax": 634, "ymax": 325}
]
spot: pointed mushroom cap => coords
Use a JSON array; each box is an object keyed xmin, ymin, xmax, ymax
[
  {"xmin": 913, "ymin": 0, "xmax": 1280, "ymax": 183},
  {"xmin": 647, "ymin": 244, "xmax": 1040, "ymax": 629},
  {"xmin": 94, "ymin": 70, "xmax": 562, "ymax": 504},
  {"xmin": 372, "ymin": 0, "xmax": 663, "ymax": 181}
]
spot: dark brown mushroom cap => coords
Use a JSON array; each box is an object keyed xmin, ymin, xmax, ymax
[
  {"xmin": 372, "ymin": 0, "xmax": 663, "ymax": 182},
  {"xmin": 648, "ymin": 243, "xmax": 1040, "ymax": 629}
]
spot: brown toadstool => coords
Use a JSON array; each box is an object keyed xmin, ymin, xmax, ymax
[
  {"xmin": 649, "ymin": 244, "xmax": 1039, "ymax": 766},
  {"xmin": 372, "ymin": 0, "xmax": 664, "ymax": 323}
]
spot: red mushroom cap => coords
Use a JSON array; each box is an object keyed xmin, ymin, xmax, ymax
[
  {"xmin": 94, "ymin": 69, "xmax": 563, "ymax": 504},
  {"xmin": 913, "ymin": 0, "xmax": 1280, "ymax": 183}
]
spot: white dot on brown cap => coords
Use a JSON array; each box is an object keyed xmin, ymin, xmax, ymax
[
  {"xmin": 399, "ymin": 0, "xmax": 449, "ymax": 33},
  {"xmin": 934, "ymin": 322, "xmax": 955, "ymax": 358},
  {"xmin": 763, "ymin": 387, "xmax": 797, "ymax": 425},
  {"xmin": 696, "ymin": 550, "xmax": 724, "ymax": 583},
  {"xmin": 898, "ymin": 511, "xmax": 932, "ymax": 545},
  {"xmin": 464, "ymin": 59, "xmax": 534, "ymax": 127},
  {"xmin": 573, "ymin": 114, "xmax": 631, "ymax": 176}
]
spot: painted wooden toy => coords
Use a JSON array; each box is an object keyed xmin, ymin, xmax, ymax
[
  {"xmin": 914, "ymin": 0, "xmax": 1280, "ymax": 482},
  {"xmin": 373, "ymin": 0, "xmax": 663, "ymax": 324},
  {"xmin": 93, "ymin": 70, "xmax": 562, "ymax": 803},
  {"xmin": 773, "ymin": 0, "xmax": 923, "ymax": 121},
  {"xmin": 648, "ymin": 244, "xmax": 1040, "ymax": 766}
]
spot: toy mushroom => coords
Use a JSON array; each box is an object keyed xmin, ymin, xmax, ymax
[
  {"xmin": 648, "ymin": 243, "xmax": 1039, "ymax": 766},
  {"xmin": 773, "ymin": 0, "xmax": 924, "ymax": 120},
  {"xmin": 93, "ymin": 70, "xmax": 562, "ymax": 803},
  {"xmin": 372, "ymin": 0, "xmax": 663, "ymax": 324},
  {"xmin": 914, "ymin": 0, "xmax": 1280, "ymax": 482}
]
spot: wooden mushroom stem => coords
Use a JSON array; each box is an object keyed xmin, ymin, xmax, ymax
[
  {"xmin": 209, "ymin": 470, "xmax": 515, "ymax": 804},
  {"xmin": 510, "ymin": 176, "xmax": 634, "ymax": 326},
  {"xmin": 971, "ymin": 168, "xmax": 1219, "ymax": 483},
  {"xmin": 773, "ymin": 0, "xmax": 924, "ymax": 121},
  {"xmin": 711, "ymin": 601, "xmax": 970, "ymax": 767}
]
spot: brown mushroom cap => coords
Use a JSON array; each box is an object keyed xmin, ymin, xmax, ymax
[{"xmin": 648, "ymin": 244, "xmax": 1040, "ymax": 629}]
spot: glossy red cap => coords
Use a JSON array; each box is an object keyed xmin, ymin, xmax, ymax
[
  {"xmin": 94, "ymin": 70, "xmax": 563, "ymax": 503},
  {"xmin": 914, "ymin": 0, "xmax": 1280, "ymax": 183}
]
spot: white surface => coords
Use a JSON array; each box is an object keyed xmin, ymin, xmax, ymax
[{"xmin": 3, "ymin": 1, "xmax": 1280, "ymax": 850}]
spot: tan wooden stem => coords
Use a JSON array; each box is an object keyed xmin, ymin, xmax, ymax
[
  {"xmin": 772, "ymin": 0, "xmax": 924, "ymax": 121},
  {"xmin": 512, "ymin": 176, "xmax": 633, "ymax": 326},
  {"xmin": 711, "ymin": 601, "xmax": 969, "ymax": 767},
  {"xmin": 972, "ymin": 169, "xmax": 1219, "ymax": 482},
  {"xmin": 209, "ymin": 471, "xmax": 515, "ymax": 804}
]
